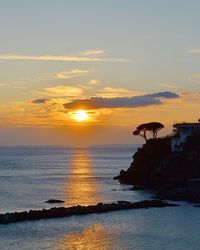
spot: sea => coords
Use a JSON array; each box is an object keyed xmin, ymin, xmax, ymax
[{"xmin": 0, "ymin": 145, "xmax": 200, "ymax": 250}]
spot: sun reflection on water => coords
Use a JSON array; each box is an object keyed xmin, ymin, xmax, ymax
[
  {"xmin": 58, "ymin": 148, "xmax": 128, "ymax": 250},
  {"xmin": 57, "ymin": 224, "xmax": 123, "ymax": 250},
  {"xmin": 58, "ymin": 224, "xmax": 111, "ymax": 250},
  {"xmin": 63, "ymin": 148, "xmax": 101, "ymax": 207}
]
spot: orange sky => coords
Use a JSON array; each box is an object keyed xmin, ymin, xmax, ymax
[{"xmin": 0, "ymin": 1, "xmax": 200, "ymax": 145}]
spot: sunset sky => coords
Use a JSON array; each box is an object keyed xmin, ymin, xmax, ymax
[{"xmin": 1, "ymin": 0, "xmax": 200, "ymax": 145}]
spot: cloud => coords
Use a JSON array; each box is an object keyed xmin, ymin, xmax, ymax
[
  {"xmin": 31, "ymin": 85, "xmax": 85, "ymax": 108},
  {"xmin": 148, "ymin": 92, "xmax": 178, "ymax": 98},
  {"xmin": 0, "ymin": 51, "xmax": 126, "ymax": 62},
  {"xmin": 157, "ymin": 83, "xmax": 178, "ymax": 89},
  {"xmin": 30, "ymin": 98, "xmax": 50, "ymax": 104},
  {"xmin": 79, "ymin": 50, "xmax": 105, "ymax": 56},
  {"xmin": 0, "ymin": 54, "xmax": 103, "ymax": 62},
  {"xmin": 14, "ymin": 86, "xmax": 28, "ymax": 90},
  {"xmin": 42, "ymin": 85, "xmax": 83, "ymax": 97},
  {"xmin": 63, "ymin": 91, "xmax": 179, "ymax": 110},
  {"xmin": 88, "ymin": 79, "xmax": 100, "ymax": 85},
  {"xmin": 188, "ymin": 73, "xmax": 200, "ymax": 82},
  {"xmin": 56, "ymin": 69, "xmax": 90, "ymax": 79},
  {"xmin": 97, "ymin": 87, "xmax": 139, "ymax": 97},
  {"xmin": 187, "ymin": 49, "xmax": 200, "ymax": 54}
]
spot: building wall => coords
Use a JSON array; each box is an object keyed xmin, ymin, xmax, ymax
[
  {"xmin": 171, "ymin": 123, "xmax": 200, "ymax": 152},
  {"xmin": 171, "ymin": 132, "xmax": 191, "ymax": 152}
]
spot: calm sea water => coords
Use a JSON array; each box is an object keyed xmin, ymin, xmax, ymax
[{"xmin": 0, "ymin": 145, "xmax": 200, "ymax": 250}]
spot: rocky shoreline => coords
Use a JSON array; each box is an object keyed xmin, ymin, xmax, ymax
[
  {"xmin": 0, "ymin": 200, "xmax": 179, "ymax": 224},
  {"xmin": 114, "ymin": 135, "xmax": 200, "ymax": 201}
]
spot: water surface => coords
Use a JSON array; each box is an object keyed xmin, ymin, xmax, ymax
[{"xmin": 0, "ymin": 145, "xmax": 198, "ymax": 250}]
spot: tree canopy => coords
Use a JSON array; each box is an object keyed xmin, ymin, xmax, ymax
[{"xmin": 133, "ymin": 122, "xmax": 164, "ymax": 142}]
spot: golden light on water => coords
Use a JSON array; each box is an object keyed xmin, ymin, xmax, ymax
[
  {"xmin": 57, "ymin": 149, "xmax": 129, "ymax": 249},
  {"xmin": 57, "ymin": 148, "xmax": 129, "ymax": 250},
  {"xmin": 57, "ymin": 224, "xmax": 128, "ymax": 249},
  {"xmin": 58, "ymin": 225, "xmax": 114, "ymax": 250},
  {"xmin": 63, "ymin": 148, "xmax": 101, "ymax": 207}
]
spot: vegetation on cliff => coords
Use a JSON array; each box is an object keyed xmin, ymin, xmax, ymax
[{"xmin": 133, "ymin": 122, "xmax": 164, "ymax": 142}]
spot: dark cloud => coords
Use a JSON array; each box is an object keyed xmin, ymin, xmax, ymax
[
  {"xmin": 149, "ymin": 92, "xmax": 178, "ymax": 98},
  {"xmin": 31, "ymin": 98, "xmax": 50, "ymax": 104},
  {"xmin": 63, "ymin": 91, "xmax": 179, "ymax": 110}
]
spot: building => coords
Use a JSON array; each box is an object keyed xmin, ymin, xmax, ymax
[{"xmin": 171, "ymin": 122, "xmax": 200, "ymax": 152}]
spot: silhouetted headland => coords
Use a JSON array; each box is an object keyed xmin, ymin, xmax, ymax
[
  {"xmin": 114, "ymin": 121, "xmax": 200, "ymax": 201},
  {"xmin": 0, "ymin": 200, "xmax": 179, "ymax": 224}
]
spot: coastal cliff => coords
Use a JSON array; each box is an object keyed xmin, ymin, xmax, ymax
[
  {"xmin": 114, "ymin": 137, "xmax": 171, "ymax": 187},
  {"xmin": 114, "ymin": 132, "xmax": 200, "ymax": 200}
]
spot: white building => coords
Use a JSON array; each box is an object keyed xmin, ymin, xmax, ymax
[{"xmin": 171, "ymin": 122, "xmax": 200, "ymax": 152}]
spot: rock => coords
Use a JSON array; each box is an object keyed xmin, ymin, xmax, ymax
[
  {"xmin": 0, "ymin": 200, "xmax": 179, "ymax": 224},
  {"xmin": 45, "ymin": 199, "xmax": 65, "ymax": 204},
  {"xmin": 114, "ymin": 133, "xmax": 200, "ymax": 201},
  {"xmin": 188, "ymin": 179, "xmax": 200, "ymax": 201}
]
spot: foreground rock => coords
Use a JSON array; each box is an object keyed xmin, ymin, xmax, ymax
[{"xmin": 0, "ymin": 200, "xmax": 179, "ymax": 224}]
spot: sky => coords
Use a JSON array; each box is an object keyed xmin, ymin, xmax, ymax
[{"xmin": 0, "ymin": 0, "xmax": 200, "ymax": 145}]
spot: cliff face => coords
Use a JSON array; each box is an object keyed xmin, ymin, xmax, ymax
[{"xmin": 114, "ymin": 134, "xmax": 200, "ymax": 188}]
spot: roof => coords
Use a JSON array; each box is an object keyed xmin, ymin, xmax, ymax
[{"xmin": 173, "ymin": 123, "xmax": 200, "ymax": 128}]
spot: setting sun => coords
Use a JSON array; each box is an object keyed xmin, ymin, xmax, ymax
[{"xmin": 74, "ymin": 110, "xmax": 89, "ymax": 122}]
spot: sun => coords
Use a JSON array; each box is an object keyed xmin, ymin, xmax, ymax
[{"xmin": 74, "ymin": 110, "xmax": 89, "ymax": 122}]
